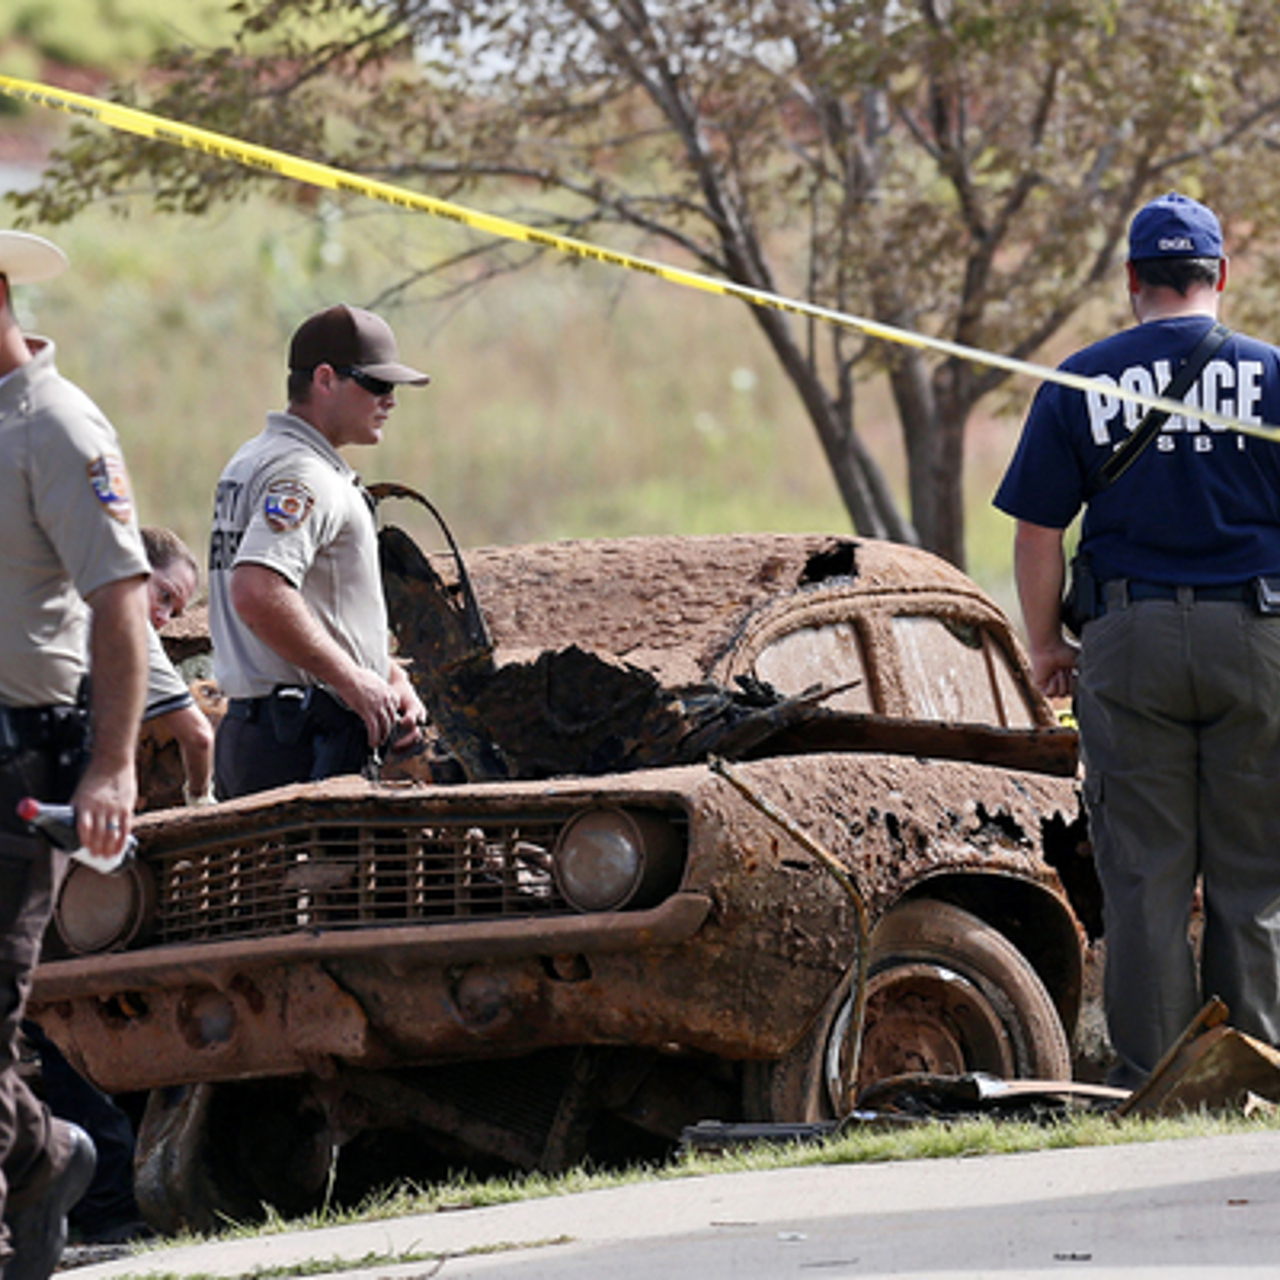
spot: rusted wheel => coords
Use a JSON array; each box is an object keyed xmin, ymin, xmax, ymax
[
  {"xmin": 134, "ymin": 1080, "xmax": 334, "ymax": 1234},
  {"xmin": 744, "ymin": 898, "xmax": 1070, "ymax": 1123},
  {"xmin": 741, "ymin": 963, "xmax": 861, "ymax": 1124},
  {"xmin": 855, "ymin": 899, "xmax": 1071, "ymax": 1093}
]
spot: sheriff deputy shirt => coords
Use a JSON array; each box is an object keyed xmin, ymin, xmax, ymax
[
  {"xmin": 208, "ymin": 411, "xmax": 391, "ymax": 701},
  {"xmin": 995, "ymin": 316, "xmax": 1280, "ymax": 586},
  {"xmin": 0, "ymin": 339, "xmax": 149, "ymax": 707}
]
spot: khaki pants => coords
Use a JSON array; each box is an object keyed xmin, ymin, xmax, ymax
[{"xmin": 1077, "ymin": 595, "xmax": 1280, "ymax": 1088}]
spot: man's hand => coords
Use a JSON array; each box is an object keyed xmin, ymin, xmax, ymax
[
  {"xmin": 72, "ymin": 759, "xmax": 138, "ymax": 860},
  {"xmin": 387, "ymin": 660, "xmax": 427, "ymax": 754},
  {"xmin": 1028, "ymin": 636, "xmax": 1080, "ymax": 700},
  {"xmin": 332, "ymin": 661, "xmax": 427, "ymax": 753},
  {"xmin": 78, "ymin": 574, "xmax": 149, "ymax": 860},
  {"xmin": 1013, "ymin": 520, "xmax": 1078, "ymax": 699},
  {"xmin": 332, "ymin": 665, "xmax": 408, "ymax": 750}
]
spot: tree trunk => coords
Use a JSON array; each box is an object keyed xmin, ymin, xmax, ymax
[
  {"xmin": 888, "ymin": 348, "xmax": 969, "ymax": 571},
  {"xmin": 929, "ymin": 401, "xmax": 968, "ymax": 571},
  {"xmin": 749, "ymin": 305, "xmax": 915, "ymax": 545}
]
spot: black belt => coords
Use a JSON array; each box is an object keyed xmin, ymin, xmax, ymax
[
  {"xmin": 225, "ymin": 686, "xmax": 361, "ymax": 738},
  {"xmin": 224, "ymin": 696, "xmax": 267, "ymax": 723},
  {"xmin": 0, "ymin": 702, "xmax": 89, "ymax": 759},
  {"xmin": 1099, "ymin": 579, "xmax": 1252, "ymax": 616}
]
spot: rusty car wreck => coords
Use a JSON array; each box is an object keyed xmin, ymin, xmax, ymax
[{"xmin": 28, "ymin": 526, "xmax": 1092, "ymax": 1232}]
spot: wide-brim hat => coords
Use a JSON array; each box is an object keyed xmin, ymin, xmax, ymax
[
  {"xmin": 289, "ymin": 303, "xmax": 430, "ymax": 385},
  {"xmin": 0, "ymin": 231, "xmax": 69, "ymax": 285}
]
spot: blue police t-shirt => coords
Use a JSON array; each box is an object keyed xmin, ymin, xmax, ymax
[{"xmin": 994, "ymin": 315, "xmax": 1280, "ymax": 585}]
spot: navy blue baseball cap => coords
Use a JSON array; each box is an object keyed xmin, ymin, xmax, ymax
[{"xmin": 1128, "ymin": 192, "xmax": 1223, "ymax": 261}]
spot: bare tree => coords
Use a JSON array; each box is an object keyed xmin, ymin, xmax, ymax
[{"xmin": 19, "ymin": 0, "xmax": 1280, "ymax": 566}]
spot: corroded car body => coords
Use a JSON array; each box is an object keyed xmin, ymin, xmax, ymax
[{"xmin": 30, "ymin": 533, "xmax": 1090, "ymax": 1231}]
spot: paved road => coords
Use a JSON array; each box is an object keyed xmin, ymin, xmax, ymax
[{"xmin": 68, "ymin": 1131, "xmax": 1280, "ymax": 1279}]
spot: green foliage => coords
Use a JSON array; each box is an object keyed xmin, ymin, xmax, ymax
[
  {"xmin": 19, "ymin": 0, "xmax": 1280, "ymax": 573},
  {"xmin": 0, "ymin": 0, "xmax": 236, "ymax": 72},
  {"xmin": 17, "ymin": 0, "xmax": 1280, "ymax": 569}
]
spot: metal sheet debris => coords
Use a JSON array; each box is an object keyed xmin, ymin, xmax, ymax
[{"xmin": 1117, "ymin": 998, "xmax": 1280, "ymax": 1118}]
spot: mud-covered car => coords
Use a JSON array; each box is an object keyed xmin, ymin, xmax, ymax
[{"xmin": 29, "ymin": 531, "xmax": 1090, "ymax": 1231}]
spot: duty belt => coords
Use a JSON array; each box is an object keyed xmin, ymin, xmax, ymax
[
  {"xmin": 225, "ymin": 686, "xmax": 360, "ymax": 735},
  {"xmin": 0, "ymin": 702, "xmax": 90, "ymax": 762}
]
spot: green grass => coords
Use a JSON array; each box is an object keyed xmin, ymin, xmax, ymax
[
  {"xmin": 112, "ymin": 1106, "xmax": 1280, "ymax": 1263},
  {"xmin": 8, "ymin": 192, "xmax": 1021, "ymax": 589},
  {"xmin": 104, "ymin": 1240, "xmax": 572, "ymax": 1280}
]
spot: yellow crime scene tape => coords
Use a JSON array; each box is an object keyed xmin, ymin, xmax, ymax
[{"xmin": 3, "ymin": 70, "xmax": 1280, "ymax": 442}]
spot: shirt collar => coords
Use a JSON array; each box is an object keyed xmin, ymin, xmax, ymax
[
  {"xmin": 264, "ymin": 410, "xmax": 355, "ymax": 477},
  {"xmin": 0, "ymin": 338, "xmax": 56, "ymax": 415}
]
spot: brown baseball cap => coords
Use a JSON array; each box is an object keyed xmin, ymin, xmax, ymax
[
  {"xmin": 289, "ymin": 304, "xmax": 430, "ymax": 385},
  {"xmin": 0, "ymin": 230, "xmax": 69, "ymax": 285}
]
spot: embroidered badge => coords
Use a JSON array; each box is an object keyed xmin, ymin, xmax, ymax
[
  {"xmin": 263, "ymin": 478, "xmax": 315, "ymax": 533},
  {"xmin": 87, "ymin": 454, "xmax": 134, "ymax": 525}
]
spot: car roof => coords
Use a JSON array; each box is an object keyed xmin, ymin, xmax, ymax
[
  {"xmin": 163, "ymin": 532, "xmax": 1000, "ymax": 682},
  {"xmin": 428, "ymin": 532, "xmax": 994, "ymax": 686}
]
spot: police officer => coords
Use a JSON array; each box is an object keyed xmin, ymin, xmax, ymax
[
  {"xmin": 0, "ymin": 231, "xmax": 150, "ymax": 1279},
  {"xmin": 995, "ymin": 193, "xmax": 1280, "ymax": 1088},
  {"xmin": 209, "ymin": 304, "xmax": 428, "ymax": 798}
]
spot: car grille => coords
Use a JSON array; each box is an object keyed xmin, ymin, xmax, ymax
[{"xmin": 151, "ymin": 814, "xmax": 573, "ymax": 944}]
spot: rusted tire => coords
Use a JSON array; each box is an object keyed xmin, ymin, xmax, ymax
[
  {"xmin": 134, "ymin": 1080, "xmax": 334, "ymax": 1234},
  {"xmin": 744, "ymin": 898, "xmax": 1070, "ymax": 1122},
  {"xmin": 741, "ymin": 963, "xmax": 861, "ymax": 1124},
  {"xmin": 854, "ymin": 899, "xmax": 1071, "ymax": 1094}
]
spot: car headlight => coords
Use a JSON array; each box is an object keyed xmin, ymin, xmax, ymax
[
  {"xmin": 54, "ymin": 859, "xmax": 156, "ymax": 955},
  {"xmin": 552, "ymin": 807, "xmax": 685, "ymax": 912}
]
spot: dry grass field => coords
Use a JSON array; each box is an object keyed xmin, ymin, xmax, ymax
[{"xmin": 8, "ymin": 193, "xmax": 1046, "ymax": 608}]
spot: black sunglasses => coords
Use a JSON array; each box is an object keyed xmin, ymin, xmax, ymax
[{"xmin": 334, "ymin": 366, "xmax": 396, "ymax": 398}]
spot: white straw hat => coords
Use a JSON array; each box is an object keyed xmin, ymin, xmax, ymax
[{"xmin": 0, "ymin": 231, "xmax": 69, "ymax": 285}]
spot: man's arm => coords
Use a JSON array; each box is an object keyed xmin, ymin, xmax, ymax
[
  {"xmin": 229, "ymin": 563, "xmax": 419, "ymax": 750},
  {"xmin": 150, "ymin": 704, "xmax": 216, "ymax": 804},
  {"xmin": 77, "ymin": 575, "xmax": 150, "ymax": 858},
  {"xmin": 1012, "ymin": 520, "xmax": 1078, "ymax": 699}
]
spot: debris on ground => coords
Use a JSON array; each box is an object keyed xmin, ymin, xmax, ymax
[
  {"xmin": 679, "ymin": 1073, "xmax": 1129, "ymax": 1152},
  {"xmin": 849, "ymin": 1071, "xmax": 1129, "ymax": 1120},
  {"xmin": 1117, "ymin": 998, "xmax": 1280, "ymax": 1118},
  {"xmin": 680, "ymin": 999, "xmax": 1280, "ymax": 1154}
]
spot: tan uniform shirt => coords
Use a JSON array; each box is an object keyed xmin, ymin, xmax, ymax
[
  {"xmin": 0, "ymin": 340, "xmax": 149, "ymax": 707},
  {"xmin": 208, "ymin": 412, "xmax": 391, "ymax": 700}
]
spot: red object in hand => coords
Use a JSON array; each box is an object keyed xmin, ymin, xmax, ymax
[
  {"xmin": 16, "ymin": 797, "xmax": 136, "ymax": 869},
  {"xmin": 16, "ymin": 797, "xmax": 79, "ymax": 850}
]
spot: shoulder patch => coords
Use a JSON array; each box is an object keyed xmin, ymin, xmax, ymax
[
  {"xmin": 263, "ymin": 478, "xmax": 315, "ymax": 533},
  {"xmin": 87, "ymin": 454, "xmax": 134, "ymax": 525}
]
